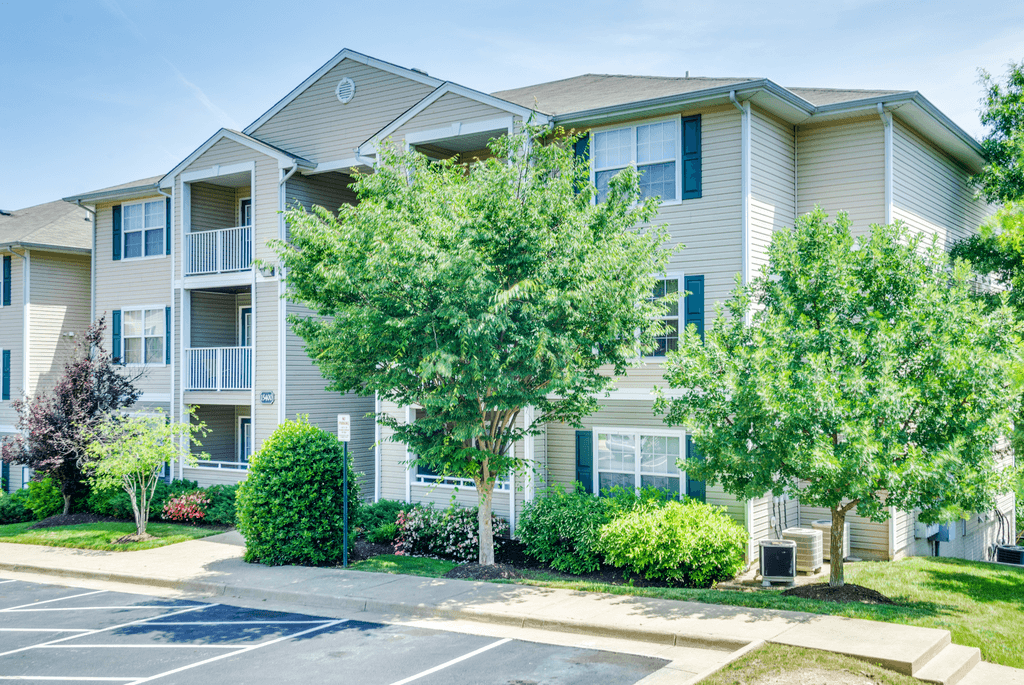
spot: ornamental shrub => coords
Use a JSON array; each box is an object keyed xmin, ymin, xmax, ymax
[
  {"xmin": 162, "ymin": 491, "xmax": 211, "ymax": 524},
  {"xmin": 26, "ymin": 477, "xmax": 63, "ymax": 520},
  {"xmin": 603, "ymin": 484, "xmax": 677, "ymax": 516},
  {"xmin": 88, "ymin": 479, "xmax": 197, "ymax": 520},
  {"xmin": 394, "ymin": 505, "xmax": 509, "ymax": 562},
  {"xmin": 203, "ymin": 484, "xmax": 239, "ymax": 526},
  {"xmin": 236, "ymin": 417, "xmax": 359, "ymax": 566},
  {"xmin": 598, "ymin": 500, "xmax": 747, "ymax": 587},
  {"xmin": 356, "ymin": 499, "xmax": 410, "ymax": 544},
  {"xmin": 0, "ymin": 489, "xmax": 32, "ymax": 524},
  {"xmin": 516, "ymin": 485, "xmax": 612, "ymax": 575}
]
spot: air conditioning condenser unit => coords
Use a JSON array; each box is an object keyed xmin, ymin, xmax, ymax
[
  {"xmin": 760, "ymin": 539, "xmax": 796, "ymax": 586},
  {"xmin": 996, "ymin": 545, "xmax": 1024, "ymax": 566}
]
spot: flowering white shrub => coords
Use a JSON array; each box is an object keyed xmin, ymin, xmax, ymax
[{"xmin": 395, "ymin": 505, "xmax": 509, "ymax": 562}]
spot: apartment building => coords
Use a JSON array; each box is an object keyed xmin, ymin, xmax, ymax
[
  {"xmin": 63, "ymin": 48, "xmax": 1012, "ymax": 561},
  {"xmin": 0, "ymin": 200, "xmax": 92, "ymax": 491}
]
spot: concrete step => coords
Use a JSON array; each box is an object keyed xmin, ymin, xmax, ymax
[
  {"xmin": 958, "ymin": 661, "xmax": 1024, "ymax": 685},
  {"xmin": 914, "ymin": 644, "xmax": 982, "ymax": 685}
]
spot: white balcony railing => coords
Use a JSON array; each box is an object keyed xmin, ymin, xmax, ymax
[
  {"xmin": 185, "ymin": 346, "xmax": 252, "ymax": 391},
  {"xmin": 185, "ymin": 226, "xmax": 252, "ymax": 276}
]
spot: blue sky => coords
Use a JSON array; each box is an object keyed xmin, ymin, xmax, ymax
[{"xmin": 2, "ymin": 0, "xmax": 1022, "ymax": 209}]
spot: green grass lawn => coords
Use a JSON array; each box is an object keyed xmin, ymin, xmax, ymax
[
  {"xmin": 0, "ymin": 522, "xmax": 224, "ymax": 552},
  {"xmin": 349, "ymin": 553, "xmax": 1024, "ymax": 669},
  {"xmin": 703, "ymin": 642, "xmax": 922, "ymax": 685}
]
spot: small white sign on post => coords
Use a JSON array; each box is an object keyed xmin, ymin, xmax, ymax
[{"xmin": 337, "ymin": 414, "xmax": 351, "ymax": 443}]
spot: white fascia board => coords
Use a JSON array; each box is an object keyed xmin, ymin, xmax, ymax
[
  {"xmin": 311, "ymin": 158, "xmax": 371, "ymax": 175},
  {"xmin": 160, "ymin": 130, "xmax": 311, "ymax": 189},
  {"xmin": 181, "ymin": 161, "xmax": 256, "ymax": 184},
  {"xmin": 357, "ymin": 82, "xmax": 547, "ymax": 155},
  {"xmin": 403, "ymin": 116, "xmax": 515, "ymax": 146},
  {"xmin": 243, "ymin": 49, "xmax": 444, "ymax": 136}
]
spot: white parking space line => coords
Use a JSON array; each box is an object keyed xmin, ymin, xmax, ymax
[
  {"xmin": 0, "ymin": 678, "xmax": 143, "ymax": 681},
  {"xmin": 2, "ymin": 591, "xmax": 107, "ymax": 612},
  {"xmin": 142, "ymin": 621, "xmax": 331, "ymax": 625},
  {"xmin": 386, "ymin": 638, "xmax": 512, "ymax": 685},
  {"xmin": 0, "ymin": 629, "xmax": 91, "ymax": 633},
  {"xmin": 0, "ymin": 580, "xmax": 17, "ymax": 585},
  {"xmin": 124, "ymin": 620, "xmax": 348, "ymax": 684},
  {"xmin": 6, "ymin": 607, "xmax": 194, "ymax": 612},
  {"xmin": 38, "ymin": 645, "xmax": 242, "ymax": 649},
  {"xmin": 0, "ymin": 605, "xmax": 216, "ymax": 658}
]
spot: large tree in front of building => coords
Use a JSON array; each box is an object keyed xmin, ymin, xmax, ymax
[
  {"xmin": 658, "ymin": 210, "xmax": 1019, "ymax": 587},
  {"xmin": 0, "ymin": 318, "xmax": 140, "ymax": 515},
  {"xmin": 273, "ymin": 128, "xmax": 672, "ymax": 565}
]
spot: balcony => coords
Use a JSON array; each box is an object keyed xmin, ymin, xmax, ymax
[
  {"xmin": 185, "ymin": 346, "xmax": 252, "ymax": 391},
  {"xmin": 185, "ymin": 226, "xmax": 252, "ymax": 276}
]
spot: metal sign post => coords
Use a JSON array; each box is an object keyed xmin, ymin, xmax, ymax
[{"xmin": 338, "ymin": 415, "xmax": 351, "ymax": 568}]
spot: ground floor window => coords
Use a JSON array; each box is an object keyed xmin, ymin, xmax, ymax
[
  {"xmin": 409, "ymin": 408, "xmax": 510, "ymax": 491},
  {"xmin": 595, "ymin": 429, "xmax": 684, "ymax": 497}
]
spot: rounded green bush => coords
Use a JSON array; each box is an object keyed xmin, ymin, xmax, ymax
[
  {"xmin": 516, "ymin": 485, "xmax": 612, "ymax": 575},
  {"xmin": 598, "ymin": 500, "xmax": 747, "ymax": 587},
  {"xmin": 0, "ymin": 489, "xmax": 33, "ymax": 524},
  {"xmin": 236, "ymin": 417, "xmax": 359, "ymax": 566},
  {"xmin": 26, "ymin": 477, "xmax": 63, "ymax": 520}
]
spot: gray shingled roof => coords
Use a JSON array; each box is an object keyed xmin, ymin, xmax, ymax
[
  {"xmin": 0, "ymin": 199, "xmax": 92, "ymax": 252},
  {"xmin": 491, "ymin": 74, "xmax": 908, "ymax": 116}
]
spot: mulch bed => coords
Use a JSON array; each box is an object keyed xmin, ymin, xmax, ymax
[
  {"xmin": 782, "ymin": 582, "xmax": 897, "ymax": 605},
  {"xmin": 353, "ymin": 539, "xmax": 397, "ymax": 561},
  {"xmin": 27, "ymin": 513, "xmax": 121, "ymax": 529},
  {"xmin": 444, "ymin": 563, "xmax": 523, "ymax": 581}
]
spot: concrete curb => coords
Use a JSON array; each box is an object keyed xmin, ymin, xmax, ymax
[{"xmin": 0, "ymin": 561, "xmax": 750, "ymax": 652}]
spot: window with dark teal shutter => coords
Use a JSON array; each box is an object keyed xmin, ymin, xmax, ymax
[
  {"xmin": 575, "ymin": 430, "xmax": 593, "ymax": 494},
  {"xmin": 165, "ymin": 197, "xmax": 171, "ymax": 255},
  {"xmin": 2, "ymin": 256, "xmax": 10, "ymax": 306},
  {"xmin": 573, "ymin": 132, "xmax": 589, "ymax": 194},
  {"xmin": 681, "ymin": 115, "xmax": 701, "ymax": 200},
  {"xmin": 112, "ymin": 205, "xmax": 122, "ymax": 261},
  {"xmin": 111, "ymin": 310, "xmax": 122, "ymax": 363},
  {"xmin": 2, "ymin": 350, "xmax": 10, "ymax": 400},
  {"xmin": 165, "ymin": 306, "xmax": 171, "ymax": 364},
  {"xmin": 685, "ymin": 436, "xmax": 706, "ymax": 502},
  {"xmin": 684, "ymin": 274, "xmax": 705, "ymax": 341}
]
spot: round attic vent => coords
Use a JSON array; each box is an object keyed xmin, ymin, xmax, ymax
[{"xmin": 336, "ymin": 77, "xmax": 355, "ymax": 104}]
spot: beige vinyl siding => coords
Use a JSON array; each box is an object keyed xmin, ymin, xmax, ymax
[
  {"xmin": 190, "ymin": 183, "xmax": 235, "ymax": 232},
  {"xmin": 0, "ymin": 251, "xmax": 24, "ymax": 430},
  {"xmin": 284, "ymin": 172, "xmax": 355, "ymax": 227},
  {"xmin": 390, "ymin": 92, "xmax": 512, "ymax": 143},
  {"xmin": 798, "ymin": 503, "xmax": 891, "ymax": 560},
  {"xmin": 892, "ymin": 119, "xmax": 992, "ymax": 250},
  {"xmin": 189, "ymin": 292, "xmax": 238, "ymax": 348},
  {"xmin": 191, "ymin": 404, "xmax": 237, "ymax": 462},
  {"xmin": 797, "ymin": 117, "xmax": 886, "ymax": 234},
  {"xmin": 93, "ymin": 197, "xmax": 172, "ymax": 399},
  {"xmin": 750, "ymin": 108, "xmax": 796, "ymax": 272},
  {"xmin": 27, "ymin": 252, "xmax": 91, "ymax": 398},
  {"xmin": 182, "ymin": 466, "xmax": 247, "ymax": 487},
  {"xmin": 607, "ymin": 106, "xmax": 744, "ymax": 390},
  {"xmin": 252, "ymin": 279, "xmax": 278, "ymax": 448},
  {"xmin": 251, "ymin": 59, "xmax": 436, "ymax": 163}
]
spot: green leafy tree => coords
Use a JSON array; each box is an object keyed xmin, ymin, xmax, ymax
[
  {"xmin": 658, "ymin": 209, "xmax": 1019, "ymax": 586},
  {"xmin": 974, "ymin": 61, "xmax": 1024, "ymax": 204},
  {"xmin": 272, "ymin": 128, "xmax": 673, "ymax": 564},
  {"xmin": 84, "ymin": 411, "xmax": 207, "ymax": 537}
]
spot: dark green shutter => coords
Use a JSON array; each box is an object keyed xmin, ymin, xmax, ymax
[
  {"xmin": 111, "ymin": 310, "xmax": 122, "ymax": 363},
  {"xmin": 685, "ymin": 436, "xmax": 706, "ymax": 502},
  {"xmin": 684, "ymin": 274, "xmax": 705, "ymax": 341},
  {"xmin": 2, "ymin": 350, "xmax": 10, "ymax": 401},
  {"xmin": 165, "ymin": 306, "xmax": 171, "ymax": 364},
  {"xmin": 2, "ymin": 255, "xmax": 10, "ymax": 306},
  {"xmin": 681, "ymin": 115, "xmax": 701, "ymax": 200},
  {"xmin": 165, "ymin": 197, "xmax": 171, "ymax": 255},
  {"xmin": 573, "ymin": 133, "xmax": 590, "ymax": 194},
  {"xmin": 112, "ymin": 205, "xmax": 122, "ymax": 261},
  {"xmin": 575, "ymin": 430, "xmax": 593, "ymax": 494},
  {"xmin": 1, "ymin": 460, "xmax": 9, "ymax": 494}
]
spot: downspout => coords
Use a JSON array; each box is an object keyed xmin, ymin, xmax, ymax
[
  {"xmin": 277, "ymin": 162, "xmax": 300, "ymax": 427},
  {"xmin": 877, "ymin": 103, "xmax": 893, "ymax": 225},
  {"xmin": 76, "ymin": 201, "xmax": 97, "ymax": 324},
  {"xmin": 154, "ymin": 186, "xmax": 176, "ymax": 481},
  {"xmin": 374, "ymin": 392, "xmax": 381, "ymax": 502},
  {"xmin": 730, "ymin": 90, "xmax": 756, "ymax": 565}
]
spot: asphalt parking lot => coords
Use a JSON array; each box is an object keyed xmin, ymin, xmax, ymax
[{"xmin": 0, "ymin": 578, "xmax": 669, "ymax": 684}]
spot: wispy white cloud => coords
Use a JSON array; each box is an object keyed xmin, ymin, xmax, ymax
[{"xmin": 162, "ymin": 59, "xmax": 239, "ymax": 130}]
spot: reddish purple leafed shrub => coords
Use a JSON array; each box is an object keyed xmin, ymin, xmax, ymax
[{"xmin": 162, "ymin": 491, "xmax": 211, "ymax": 524}]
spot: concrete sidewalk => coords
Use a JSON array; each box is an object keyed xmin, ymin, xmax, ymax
[{"xmin": 0, "ymin": 533, "xmax": 1020, "ymax": 685}]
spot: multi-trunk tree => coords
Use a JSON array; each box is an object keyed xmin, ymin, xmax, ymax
[
  {"xmin": 0, "ymin": 317, "xmax": 140, "ymax": 515},
  {"xmin": 659, "ymin": 210, "xmax": 1019, "ymax": 586},
  {"xmin": 273, "ymin": 128, "xmax": 673, "ymax": 565}
]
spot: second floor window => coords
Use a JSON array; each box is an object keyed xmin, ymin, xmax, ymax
[
  {"xmin": 594, "ymin": 120, "xmax": 678, "ymax": 203},
  {"xmin": 124, "ymin": 200, "xmax": 165, "ymax": 259},
  {"xmin": 650, "ymin": 278, "xmax": 680, "ymax": 356},
  {"xmin": 123, "ymin": 308, "xmax": 165, "ymax": 365}
]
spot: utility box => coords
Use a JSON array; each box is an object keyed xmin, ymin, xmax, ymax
[
  {"xmin": 811, "ymin": 519, "xmax": 851, "ymax": 561},
  {"xmin": 760, "ymin": 539, "xmax": 797, "ymax": 586},
  {"xmin": 782, "ymin": 528, "xmax": 823, "ymax": 574}
]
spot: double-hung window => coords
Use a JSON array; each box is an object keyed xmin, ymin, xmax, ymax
[
  {"xmin": 123, "ymin": 308, "xmax": 165, "ymax": 365},
  {"xmin": 650, "ymin": 278, "xmax": 681, "ymax": 356},
  {"xmin": 123, "ymin": 200, "xmax": 165, "ymax": 259},
  {"xmin": 593, "ymin": 119, "xmax": 678, "ymax": 203},
  {"xmin": 595, "ymin": 429, "xmax": 684, "ymax": 497}
]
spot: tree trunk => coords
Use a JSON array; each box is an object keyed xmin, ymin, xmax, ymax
[
  {"xmin": 829, "ymin": 506, "xmax": 846, "ymax": 587},
  {"xmin": 477, "ymin": 481, "xmax": 495, "ymax": 565},
  {"xmin": 62, "ymin": 494, "xmax": 72, "ymax": 517}
]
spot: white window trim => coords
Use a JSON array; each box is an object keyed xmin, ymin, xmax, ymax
[
  {"xmin": 121, "ymin": 199, "xmax": 166, "ymax": 261},
  {"xmin": 645, "ymin": 272, "xmax": 684, "ymax": 361},
  {"xmin": 239, "ymin": 415, "xmax": 252, "ymax": 463},
  {"xmin": 592, "ymin": 427, "xmax": 687, "ymax": 497},
  {"xmin": 238, "ymin": 305, "xmax": 252, "ymax": 347},
  {"xmin": 406, "ymin": 407, "xmax": 512, "ymax": 492},
  {"xmin": 239, "ymin": 197, "xmax": 252, "ymax": 227},
  {"xmin": 590, "ymin": 115, "xmax": 682, "ymax": 206},
  {"xmin": 121, "ymin": 304, "xmax": 167, "ymax": 368}
]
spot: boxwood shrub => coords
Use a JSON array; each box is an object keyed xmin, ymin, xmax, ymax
[
  {"xmin": 516, "ymin": 485, "xmax": 612, "ymax": 574},
  {"xmin": 26, "ymin": 478, "xmax": 63, "ymax": 520},
  {"xmin": 0, "ymin": 489, "xmax": 33, "ymax": 524},
  {"xmin": 236, "ymin": 418, "xmax": 359, "ymax": 566},
  {"xmin": 598, "ymin": 500, "xmax": 747, "ymax": 587}
]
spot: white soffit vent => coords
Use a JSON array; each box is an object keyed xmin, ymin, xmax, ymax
[{"xmin": 336, "ymin": 77, "xmax": 356, "ymax": 104}]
